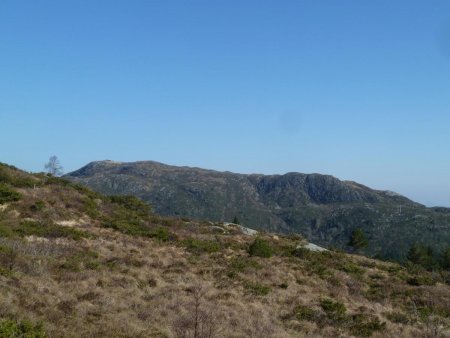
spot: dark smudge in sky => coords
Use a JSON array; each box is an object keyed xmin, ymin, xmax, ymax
[{"xmin": 278, "ymin": 111, "xmax": 302, "ymax": 135}]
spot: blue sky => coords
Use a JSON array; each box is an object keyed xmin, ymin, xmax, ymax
[{"xmin": 1, "ymin": 1, "xmax": 449, "ymax": 206}]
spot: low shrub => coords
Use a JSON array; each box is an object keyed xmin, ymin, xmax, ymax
[
  {"xmin": 407, "ymin": 275, "xmax": 436, "ymax": 286},
  {"xmin": 279, "ymin": 282, "xmax": 289, "ymax": 289},
  {"xmin": 294, "ymin": 305, "xmax": 318, "ymax": 322},
  {"xmin": 0, "ymin": 318, "xmax": 46, "ymax": 337},
  {"xmin": 244, "ymin": 281, "xmax": 270, "ymax": 296},
  {"xmin": 103, "ymin": 219, "xmax": 152, "ymax": 237},
  {"xmin": 248, "ymin": 238, "xmax": 273, "ymax": 258},
  {"xmin": 229, "ymin": 256, "xmax": 261, "ymax": 273},
  {"xmin": 320, "ymin": 298, "xmax": 347, "ymax": 322},
  {"xmin": 385, "ymin": 311, "xmax": 410, "ymax": 324},
  {"xmin": 348, "ymin": 314, "xmax": 386, "ymax": 337},
  {"xmin": 305, "ymin": 260, "xmax": 333, "ymax": 279},
  {"xmin": 290, "ymin": 246, "xmax": 312, "ymax": 259},
  {"xmin": 0, "ymin": 165, "xmax": 37, "ymax": 188},
  {"xmin": 0, "ymin": 184, "xmax": 21, "ymax": 204},
  {"xmin": 83, "ymin": 197, "xmax": 101, "ymax": 218},
  {"xmin": 337, "ymin": 261, "xmax": 365, "ymax": 276},
  {"xmin": 59, "ymin": 250, "xmax": 100, "ymax": 272},
  {"xmin": 13, "ymin": 220, "xmax": 90, "ymax": 240},
  {"xmin": 30, "ymin": 200, "xmax": 45, "ymax": 212},
  {"xmin": 182, "ymin": 238, "xmax": 220, "ymax": 254},
  {"xmin": 364, "ymin": 282, "xmax": 387, "ymax": 302},
  {"xmin": 109, "ymin": 195, "xmax": 151, "ymax": 216},
  {"xmin": 0, "ymin": 245, "xmax": 17, "ymax": 272},
  {"xmin": 0, "ymin": 223, "xmax": 13, "ymax": 237},
  {"xmin": 149, "ymin": 227, "xmax": 173, "ymax": 242}
]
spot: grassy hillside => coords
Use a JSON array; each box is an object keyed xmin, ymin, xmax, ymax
[
  {"xmin": 65, "ymin": 160, "xmax": 450, "ymax": 261},
  {"xmin": 1, "ymin": 162, "xmax": 450, "ymax": 337}
]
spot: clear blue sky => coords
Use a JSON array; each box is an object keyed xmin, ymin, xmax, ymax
[{"xmin": 1, "ymin": 1, "xmax": 449, "ymax": 206}]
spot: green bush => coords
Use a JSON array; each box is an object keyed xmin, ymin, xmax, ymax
[
  {"xmin": 0, "ymin": 165, "xmax": 37, "ymax": 188},
  {"xmin": 320, "ymin": 298, "xmax": 347, "ymax": 322},
  {"xmin": 291, "ymin": 246, "xmax": 312, "ymax": 259},
  {"xmin": 103, "ymin": 218, "xmax": 152, "ymax": 237},
  {"xmin": 149, "ymin": 227, "xmax": 172, "ymax": 242},
  {"xmin": 109, "ymin": 195, "xmax": 151, "ymax": 216},
  {"xmin": 407, "ymin": 275, "xmax": 436, "ymax": 286},
  {"xmin": 83, "ymin": 197, "xmax": 100, "ymax": 218},
  {"xmin": 229, "ymin": 256, "xmax": 261, "ymax": 273},
  {"xmin": 337, "ymin": 261, "xmax": 365, "ymax": 277},
  {"xmin": 294, "ymin": 305, "xmax": 318, "ymax": 322},
  {"xmin": 385, "ymin": 311, "xmax": 410, "ymax": 324},
  {"xmin": 244, "ymin": 281, "xmax": 270, "ymax": 296},
  {"xmin": 348, "ymin": 314, "xmax": 386, "ymax": 337},
  {"xmin": 348, "ymin": 228, "xmax": 368, "ymax": 251},
  {"xmin": 364, "ymin": 282, "xmax": 387, "ymax": 302},
  {"xmin": 182, "ymin": 238, "xmax": 220, "ymax": 254},
  {"xmin": 0, "ymin": 318, "xmax": 46, "ymax": 337},
  {"xmin": 440, "ymin": 246, "xmax": 450, "ymax": 270},
  {"xmin": 0, "ymin": 223, "xmax": 13, "ymax": 237},
  {"xmin": 248, "ymin": 238, "xmax": 273, "ymax": 258},
  {"xmin": 0, "ymin": 246, "xmax": 17, "ymax": 272},
  {"xmin": 0, "ymin": 184, "xmax": 21, "ymax": 204},
  {"xmin": 13, "ymin": 221, "xmax": 90, "ymax": 240},
  {"xmin": 30, "ymin": 200, "xmax": 45, "ymax": 212},
  {"xmin": 60, "ymin": 251, "xmax": 100, "ymax": 272},
  {"xmin": 279, "ymin": 282, "xmax": 289, "ymax": 289}
]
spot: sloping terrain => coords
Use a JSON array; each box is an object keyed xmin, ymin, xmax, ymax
[
  {"xmin": 1, "ymin": 162, "xmax": 450, "ymax": 337},
  {"xmin": 65, "ymin": 160, "xmax": 450, "ymax": 261}
]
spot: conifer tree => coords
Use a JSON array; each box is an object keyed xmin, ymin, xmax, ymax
[{"xmin": 348, "ymin": 228, "xmax": 368, "ymax": 251}]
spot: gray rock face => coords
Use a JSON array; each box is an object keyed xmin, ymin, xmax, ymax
[{"xmin": 65, "ymin": 160, "xmax": 450, "ymax": 261}]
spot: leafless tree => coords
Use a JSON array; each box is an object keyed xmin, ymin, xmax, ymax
[
  {"xmin": 44, "ymin": 155, "xmax": 63, "ymax": 176},
  {"xmin": 173, "ymin": 283, "xmax": 220, "ymax": 338}
]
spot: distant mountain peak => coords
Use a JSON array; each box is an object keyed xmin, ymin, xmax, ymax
[{"xmin": 65, "ymin": 160, "xmax": 450, "ymax": 261}]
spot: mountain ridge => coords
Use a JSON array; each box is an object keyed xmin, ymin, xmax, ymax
[{"xmin": 65, "ymin": 160, "xmax": 450, "ymax": 261}]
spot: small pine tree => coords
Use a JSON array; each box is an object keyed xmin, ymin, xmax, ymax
[
  {"xmin": 232, "ymin": 216, "xmax": 240, "ymax": 225},
  {"xmin": 248, "ymin": 238, "xmax": 273, "ymax": 258},
  {"xmin": 440, "ymin": 246, "xmax": 450, "ymax": 270},
  {"xmin": 407, "ymin": 243, "xmax": 435, "ymax": 270},
  {"xmin": 348, "ymin": 228, "xmax": 368, "ymax": 251}
]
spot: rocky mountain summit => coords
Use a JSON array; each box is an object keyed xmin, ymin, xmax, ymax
[{"xmin": 66, "ymin": 160, "xmax": 450, "ymax": 261}]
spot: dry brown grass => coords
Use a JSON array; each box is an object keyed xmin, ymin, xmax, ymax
[{"xmin": 0, "ymin": 171, "xmax": 449, "ymax": 337}]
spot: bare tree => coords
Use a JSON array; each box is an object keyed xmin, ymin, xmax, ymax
[
  {"xmin": 44, "ymin": 155, "xmax": 63, "ymax": 176},
  {"xmin": 173, "ymin": 283, "xmax": 220, "ymax": 338}
]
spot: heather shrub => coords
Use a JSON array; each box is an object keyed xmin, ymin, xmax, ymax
[
  {"xmin": 385, "ymin": 311, "xmax": 410, "ymax": 324},
  {"xmin": 294, "ymin": 305, "xmax": 318, "ymax": 322},
  {"xmin": 244, "ymin": 281, "xmax": 270, "ymax": 296},
  {"xmin": 182, "ymin": 238, "xmax": 220, "ymax": 254},
  {"xmin": 14, "ymin": 220, "xmax": 89, "ymax": 240},
  {"xmin": 0, "ymin": 319, "xmax": 46, "ymax": 338},
  {"xmin": 0, "ymin": 245, "xmax": 17, "ymax": 276},
  {"xmin": 109, "ymin": 195, "xmax": 151, "ymax": 216},
  {"xmin": 59, "ymin": 250, "xmax": 100, "ymax": 272},
  {"xmin": 103, "ymin": 218, "xmax": 151, "ymax": 236},
  {"xmin": 30, "ymin": 200, "xmax": 45, "ymax": 212},
  {"xmin": 320, "ymin": 298, "xmax": 347, "ymax": 322},
  {"xmin": 248, "ymin": 238, "xmax": 273, "ymax": 258},
  {"xmin": 348, "ymin": 314, "xmax": 386, "ymax": 337},
  {"xmin": 0, "ymin": 184, "xmax": 21, "ymax": 204}
]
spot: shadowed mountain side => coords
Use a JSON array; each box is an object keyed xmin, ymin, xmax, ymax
[{"xmin": 66, "ymin": 160, "xmax": 450, "ymax": 261}]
